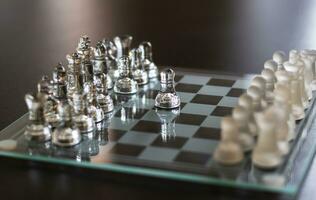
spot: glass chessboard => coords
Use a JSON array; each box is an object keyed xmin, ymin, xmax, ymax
[{"xmin": 0, "ymin": 69, "xmax": 316, "ymax": 197}]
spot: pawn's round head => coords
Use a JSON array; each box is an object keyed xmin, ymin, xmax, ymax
[
  {"xmin": 273, "ymin": 51, "xmax": 286, "ymax": 64},
  {"xmin": 247, "ymin": 85, "xmax": 263, "ymax": 101},
  {"xmin": 264, "ymin": 60, "xmax": 278, "ymax": 72},
  {"xmin": 251, "ymin": 76, "xmax": 266, "ymax": 91},
  {"xmin": 232, "ymin": 105, "xmax": 250, "ymax": 123},
  {"xmin": 261, "ymin": 68, "xmax": 276, "ymax": 83},
  {"xmin": 238, "ymin": 93, "xmax": 253, "ymax": 110}
]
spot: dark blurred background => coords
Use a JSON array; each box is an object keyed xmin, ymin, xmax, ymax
[{"xmin": 0, "ymin": 0, "xmax": 315, "ymax": 129}]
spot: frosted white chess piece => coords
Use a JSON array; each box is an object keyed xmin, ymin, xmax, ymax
[
  {"xmin": 300, "ymin": 51, "xmax": 313, "ymax": 99},
  {"xmin": 214, "ymin": 117, "xmax": 244, "ymax": 165},
  {"xmin": 274, "ymin": 84, "xmax": 295, "ymax": 141},
  {"xmin": 301, "ymin": 49, "xmax": 316, "ymax": 91},
  {"xmin": 247, "ymin": 85, "xmax": 265, "ymax": 112},
  {"xmin": 238, "ymin": 93, "xmax": 257, "ymax": 136},
  {"xmin": 273, "ymin": 51, "xmax": 287, "ymax": 70},
  {"xmin": 252, "ymin": 110, "xmax": 282, "ymax": 169},
  {"xmin": 232, "ymin": 105, "xmax": 255, "ymax": 152},
  {"xmin": 261, "ymin": 68, "xmax": 276, "ymax": 104},
  {"xmin": 264, "ymin": 60, "xmax": 278, "ymax": 72}
]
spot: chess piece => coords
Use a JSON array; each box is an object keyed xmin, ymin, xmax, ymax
[
  {"xmin": 139, "ymin": 41, "xmax": 159, "ymax": 79},
  {"xmin": 273, "ymin": 51, "xmax": 286, "ymax": 70},
  {"xmin": 92, "ymin": 41, "xmax": 113, "ymax": 90},
  {"xmin": 238, "ymin": 93, "xmax": 257, "ymax": 136},
  {"xmin": 286, "ymin": 50, "xmax": 309, "ymax": 107},
  {"xmin": 274, "ymin": 84, "xmax": 295, "ymax": 141},
  {"xmin": 114, "ymin": 56, "xmax": 138, "ymax": 94},
  {"xmin": 214, "ymin": 117, "xmax": 244, "ymax": 165},
  {"xmin": 250, "ymin": 76, "xmax": 268, "ymax": 106},
  {"xmin": 52, "ymin": 63, "xmax": 68, "ymax": 102},
  {"xmin": 24, "ymin": 93, "xmax": 51, "ymax": 142},
  {"xmin": 86, "ymin": 84, "xmax": 105, "ymax": 123},
  {"xmin": 290, "ymin": 79, "xmax": 305, "ymax": 120},
  {"xmin": 252, "ymin": 110, "xmax": 282, "ymax": 169},
  {"xmin": 301, "ymin": 49, "xmax": 316, "ymax": 91},
  {"xmin": 37, "ymin": 75, "xmax": 60, "ymax": 128},
  {"xmin": 113, "ymin": 35, "xmax": 133, "ymax": 59},
  {"xmin": 300, "ymin": 51, "xmax": 313, "ymax": 99},
  {"xmin": 76, "ymin": 35, "xmax": 92, "ymax": 56},
  {"xmin": 72, "ymin": 92, "xmax": 95, "ymax": 133},
  {"xmin": 102, "ymin": 39, "xmax": 119, "ymax": 81},
  {"xmin": 261, "ymin": 68, "xmax": 276, "ymax": 104},
  {"xmin": 155, "ymin": 68, "xmax": 180, "ymax": 109},
  {"xmin": 129, "ymin": 48, "xmax": 148, "ymax": 85},
  {"xmin": 264, "ymin": 60, "xmax": 278, "ymax": 72},
  {"xmin": 247, "ymin": 85, "xmax": 264, "ymax": 112},
  {"xmin": 52, "ymin": 103, "xmax": 81, "ymax": 147},
  {"xmin": 232, "ymin": 105, "xmax": 255, "ymax": 152},
  {"xmin": 155, "ymin": 108, "xmax": 180, "ymax": 142},
  {"xmin": 93, "ymin": 69, "xmax": 114, "ymax": 113},
  {"xmin": 66, "ymin": 53, "xmax": 84, "ymax": 99}
]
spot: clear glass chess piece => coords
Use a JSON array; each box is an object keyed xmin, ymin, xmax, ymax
[
  {"xmin": 37, "ymin": 75, "xmax": 60, "ymax": 128},
  {"xmin": 24, "ymin": 93, "xmax": 51, "ymax": 142},
  {"xmin": 85, "ymin": 84, "xmax": 105, "ymax": 123},
  {"xmin": 113, "ymin": 35, "xmax": 133, "ymax": 59},
  {"xmin": 155, "ymin": 108, "xmax": 180, "ymax": 142},
  {"xmin": 72, "ymin": 92, "xmax": 95, "ymax": 133},
  {"xmin": 93, "ymin": 69, "xmax": 114, "ymax": 113},
  {"xmin": 102, "ymin": 39, "xmax": 119, "ymax": 81},
  {"xmin": 139, "ymin": 41, "xmax": 159, "ymax": 79},
  {"xmin": 129, "ymin": 48, "xmax": 148, "ymax": 85},
  {"xmin": 155, "ymin": 68, "xmax": 180, "ymax": 109},
  {"xmin": 113, "ymin": 56, "xmax": 138, "ymax": 94},
  {"xmin": 52, "ymin": 103, "xmax": 81, "ymax": 147},
  {"xmin": 92, "ymin": 41, "xmax": 113, "ymax": 90},
  {"xmin": 66, "ymin": 53, "xmax": 85, "ymax": 99}
]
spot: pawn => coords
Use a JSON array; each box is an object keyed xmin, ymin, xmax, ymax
[
  {"xmin": 155, "ymin": 68, "xmax": 180, "ymax": 109},
  {"xmin": 93, "ymin": 72, "xmax": 114, "ymax": 113},
  {"xmin": 264, "ymin": 60, "xmax": 278, "ymax": 72},
  {"xmin": 238, "ymin": 93, "xmax": 257, "ymax": 136},
  {"xmin": 290, "ymin": 79, "xmax": 305, "ymax": 120},
  {"xmin": 300, "ymin": 52, "xmax": 313, "ymax": 99},
  {"xmin": 261, "ymin": 69, "xmax": 276, "ymax": 104},
  {"xmin": 247, "ymin": 85, "xmax": 264, "ymax": 112},
  {"xmin": 274, "ymin": 84, "xmax": 296, "ymax": 141},
  {"xmin": 232, "ymin": 106, "xmax": 255, "ymax": 152},
  {"xmin": 129, "ymin": 48, "xmax": 148, "ymax": 85},
  {"xmin": 113, "ymin": 35, "xmax": 133, "ymax": 58},
  {"xmin": 52, "ymin": 103, "xmax": 81, "ymax": 147},
  {"xmin": 86, "ymin": 85, "xmax": 105, "ymax": 123},
  {"xmin": 214, "ymin": 117, "xmax": 244, "ymax": 165},
  {"xmin": 252, "ymin": 111, "xmax": 282, "ymax": 169},
  {"xmin": 114, "ymin": 56, "xmax": 138, "ymax": 94},
  {"xmin": 250, "ymin": 76, "xmax": 268, "ymax": 107},
  {"xmin": 273, "ymin": 51, "xmax": 286, "ymax": 70},
  {"xmin": 24, "ymin": 93, "xmax": 51, "ymax": 142},
  {"xmin": 72, "ymin": 92, "xmax": 95, "ymax": 133},
  {"xmin": 139, "ymin": 42, "xmax": 159, "ymax": 79}
]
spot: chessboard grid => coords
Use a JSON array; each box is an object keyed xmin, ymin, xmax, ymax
[{"xmin": 103, "ymin": 73, "xmax": 253, "ymax": 166}]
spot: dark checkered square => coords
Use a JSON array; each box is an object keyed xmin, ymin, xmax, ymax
[
  {"xmin": 175, "ymin": 83, "xmax": 202, "ymax": 93},
  {"xmin": 131, "ymin": 120, "xmax": 161, "ymax": 133},
  {"xmin": 191, "ymin": 94, "xmax": 222, "ymax": 105},
  {"xmin": 107, "ymin": 129, "xmax": 126, "ymax": 142},
  {"xmin": 194, "ymin": 127, "xmax": 221, "ymax": 140},
  {"xmin": 175, "ymin": 151, "xmax": 211, "ymax": 165},
  {"xmin": 176, "ymin": 113, "xmax": 206, "ymax": 126},
  {"xmin": 207, "ymin": 78, "xmax": 235, "ymax": 87},
  {"xmin": 109, "ymin": 143, "xmax": 145, "ymax": 156},
  {"xmin": 226, "ymin": 88, "xmax": 245, "ymax": 97},
  {"xmin": 211, "ymin": 106, "xmax": 233, "ymax": 117},
  {"xmin": 151, "ymin": 136, "xmax": 188, "ymax": 149}
]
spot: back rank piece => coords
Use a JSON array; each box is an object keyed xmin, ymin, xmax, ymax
[{"xmin": 155, "ymin": 68, "xmax": 181, "ymax": 109}]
